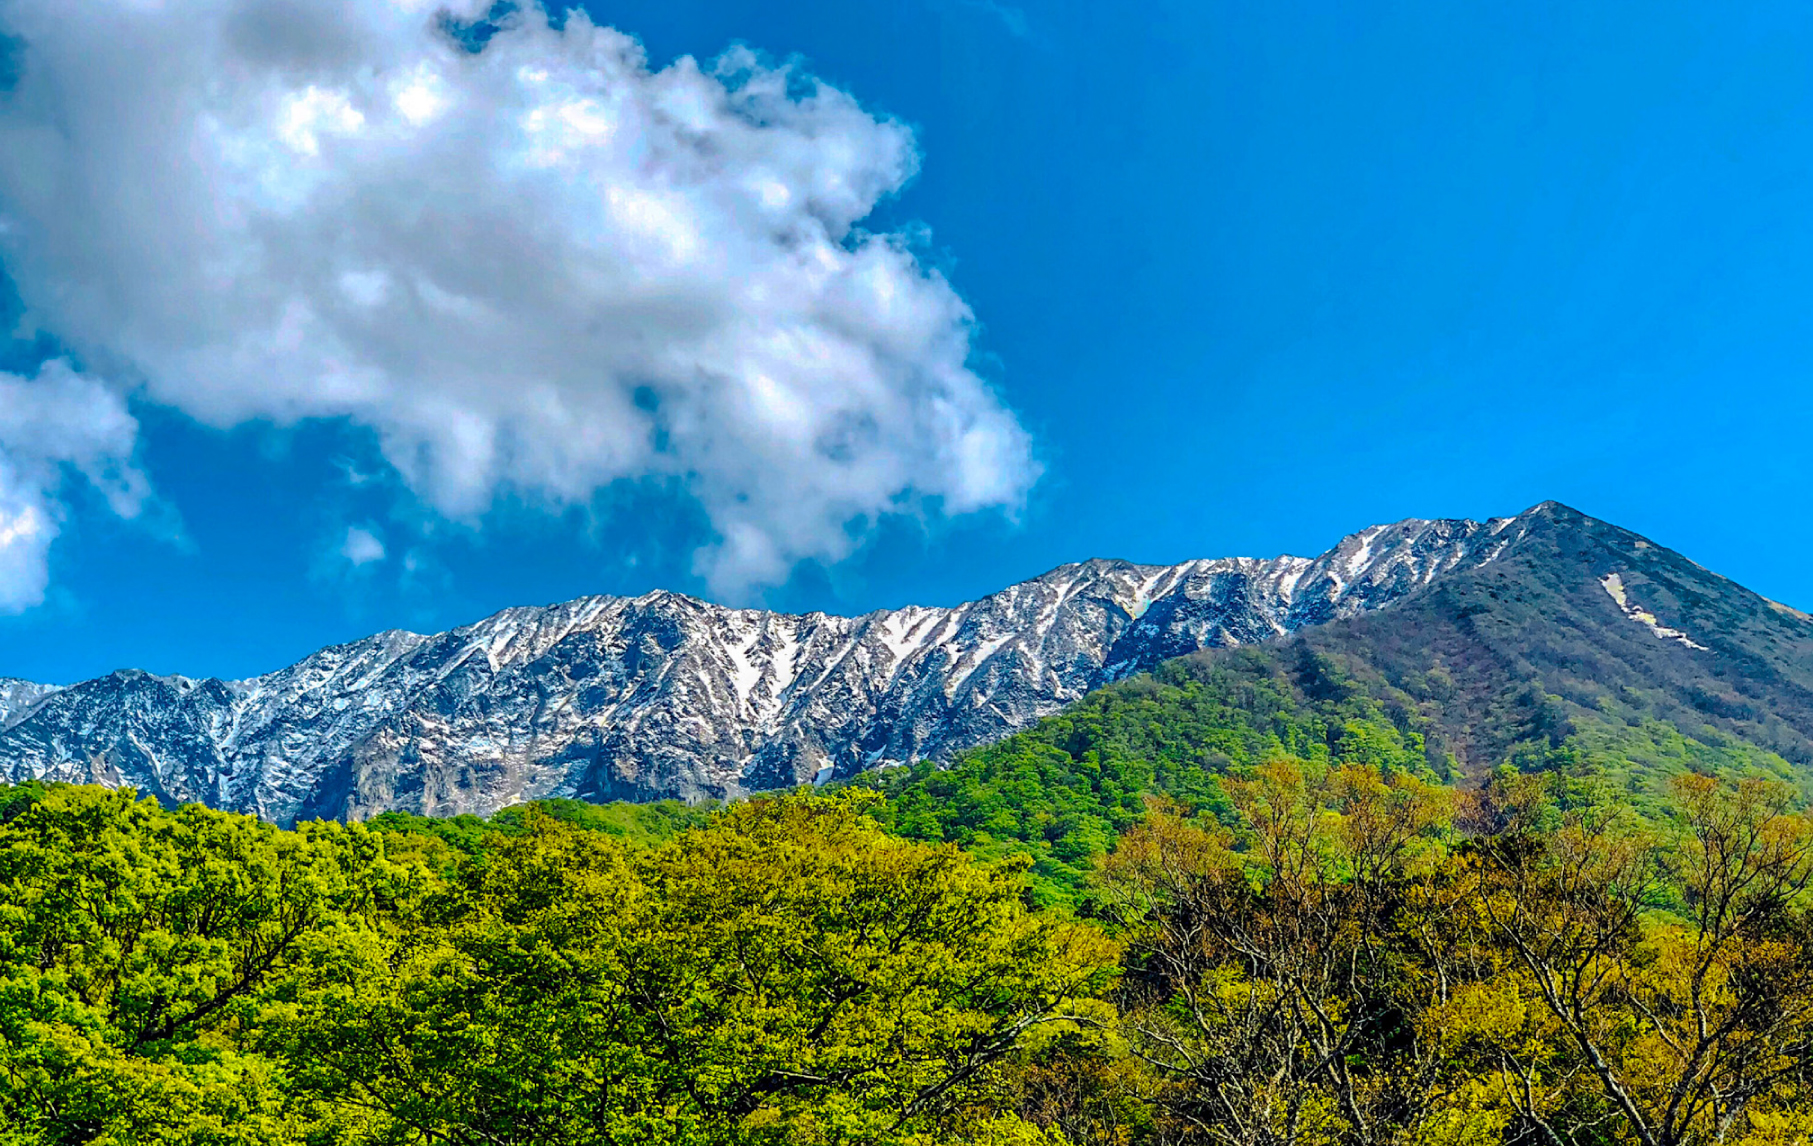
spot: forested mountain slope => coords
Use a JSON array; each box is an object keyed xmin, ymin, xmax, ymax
[
  {"xmin": 1290, "ymin": 501, "xmax": 1813, "ymax": 773},
  {"xmin": 866, "ymin": 504, "xmax": 1813, "ymax": 902}
]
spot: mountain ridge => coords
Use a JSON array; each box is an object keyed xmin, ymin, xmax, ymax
[{"xmin": 0, "ymin": 507, "xmax": 1550, "ymax": 822}]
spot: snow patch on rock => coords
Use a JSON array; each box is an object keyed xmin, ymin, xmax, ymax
[{"xmin": 1601, "ymin": 573, "xmax": 1709, "ymax": 651}]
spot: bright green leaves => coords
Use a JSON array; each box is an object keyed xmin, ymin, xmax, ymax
[
  {"xmin": 272, "ymin": 817, "xmax": 654, "ymax": 1146},
  {"xmin": 0, "ymin": 787, "xmax": 1116, "ymax": 1146},
  {"xmin": 0, "ymin": 786, "xmax": 400, "ymax": 1144},
  {"xmin": 632, "ymin": 795, "xmax": 1117, "ymax": 1143},
  {"xmin": 287, "ymin": 793, "xmax": 1116, "ymax": 1146}
]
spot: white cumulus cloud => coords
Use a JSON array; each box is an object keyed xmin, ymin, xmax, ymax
[
  {"xmin": 0, "ymin": 0, "xmax": 1038, "ymax": 596},
  {"xmin": 0, "ymin": 360, "xmax": 147, "ymax": 612}
]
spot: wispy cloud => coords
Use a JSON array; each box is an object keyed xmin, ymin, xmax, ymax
[
  {"xmin": 958, "ymin": 0, "xmax": 1030, "ymax": 39},
  {"xmin": 339, "ymin": 526, "xmax": 387, "ymax": 569}
]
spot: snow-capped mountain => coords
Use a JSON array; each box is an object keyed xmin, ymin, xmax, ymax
[
  {"xmin": 0, "ymin": 679, "xmax": 62, "ymax": 731},
  {"xmin": 0, "ymin": 510, "xmax": 1541, "ymax": 823}
]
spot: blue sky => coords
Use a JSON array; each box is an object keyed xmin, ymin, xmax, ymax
[{"xmin": 2, "ymin": 0, "xmax": 1811, "ymax": 684}]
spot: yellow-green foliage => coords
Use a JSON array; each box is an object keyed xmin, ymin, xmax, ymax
[
  {"xmin": 0, "ymin": 784, "xmax": 1112, "ymax": 1146},
  {"xmin": 4, "ymin": 768, "xmax": 1813, "ymax": 1146},
  {"xmin": 366, "ymin": 794, "xmax": 709, "ymax": 857},
  {"xmin": 0, "ymin": 786, "xmax": 405, "ymax": 1144}
]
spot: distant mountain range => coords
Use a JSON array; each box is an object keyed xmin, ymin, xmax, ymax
[{"xmin": 4, "ymin": 502, "xmax": 1810, "ymax": 823}]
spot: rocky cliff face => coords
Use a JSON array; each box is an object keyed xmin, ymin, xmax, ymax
[{"xmin": 0, "ymin": 510, "xmax": 1541, "ymax": 822}]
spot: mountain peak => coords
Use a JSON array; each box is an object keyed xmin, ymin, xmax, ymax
[
  {"xmin": 1264, "ymin": 501, "xmax": 1813, "ymax": 776},
  {"xmin": 1, "ymin": 504, "xmax": 1659, "ymax": 822}
]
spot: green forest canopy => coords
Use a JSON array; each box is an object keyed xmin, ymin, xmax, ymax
[
  {"xmin": 858, "ymin": 645, "xmax": 1801, "ymax": 905},
  {"xmin": 5, "ymin": 647, "xmax": 1813, "ymax": 1144}
]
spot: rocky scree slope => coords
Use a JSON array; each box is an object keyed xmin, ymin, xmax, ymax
[{"xmin": 1, "ymin": 506, "xmax": 1582, "ymax": 823}]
